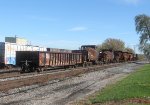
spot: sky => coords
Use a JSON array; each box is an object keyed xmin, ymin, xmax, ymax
[{"xmin": 0, "ymin": 0, "xmax": 150, "ymax": 52}]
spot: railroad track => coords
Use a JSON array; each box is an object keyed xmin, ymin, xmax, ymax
[
  {"xmin": 0, "ymin": 62, "xmax": 127, "ymax": 92},
  {"xmin": 0, "ymin": 62, "xmax": 133, "ymax": 81},
  {"xmin": 0, "ymin": 68, "xmax": 75, "ymax": 82},
  {"xmin": 0, "ymin": 61, "xmax": 136, "ymax": 80},
  {"xmin": 0, "ymin": 63, "xmax": 122, "ymax": 80},
  {"xmin": 0, "ymin": 67, "xmax": 75, "ymax": 80},
  {"xmin": 0, "ymin": 61, "xmax": 144, "ymax": 105}
]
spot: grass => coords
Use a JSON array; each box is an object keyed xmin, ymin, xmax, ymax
[{"xmin": 90, "ymin": 64, "xmax": 150, "ymax": 104}]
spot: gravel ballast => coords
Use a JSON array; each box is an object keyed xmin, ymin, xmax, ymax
[{"xmin": 0, "ymin": 62, "xmax": 144, "ymax": 105}]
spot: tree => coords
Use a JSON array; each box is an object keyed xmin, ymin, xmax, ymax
[
  {"xmin": 124, "ymin": 47, "xmax": 135, "ymax": 54},
  {"xmin": 135, "ymin": 14, "xmax": 150, "ymax": 45},
  {"xmin": 135, "ymin": 14, "xmax": 150, "ymax": 61},
  {"xmin": 140, "ymin": 43, "xmax": 150, "ymax": 62},
  {"xmin": 97, "ymin": 38, "xmax": 125, "ymax": 51}
]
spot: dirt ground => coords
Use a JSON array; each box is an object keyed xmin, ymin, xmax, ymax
[{"xmin": 0, "ymin": 62, "xmax": 144, "ymax": 105}]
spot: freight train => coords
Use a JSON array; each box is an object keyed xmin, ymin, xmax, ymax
[{"xmin": 15, "ymin": 45, "xmax": 138, "ymax": 72}]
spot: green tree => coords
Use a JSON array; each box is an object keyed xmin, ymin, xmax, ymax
[
  {"xmin": 135, "ymin": 14, "xmax": 150, "ymax": 45},
  {"xmin": 135, "ymin": 14, "xmax": 150, "ymax": 61},
  {"xmin": 97, "ymin": 38, "xmax": 125, "ymax": 51}
]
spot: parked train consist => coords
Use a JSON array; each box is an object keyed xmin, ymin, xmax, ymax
[
  {"xmin": 16, "ymin": 45, "xmax": 138, "ymax": 72},
  {"xmin": 0, "ymin": 36, "xmax": 138, "ymax": 72}
]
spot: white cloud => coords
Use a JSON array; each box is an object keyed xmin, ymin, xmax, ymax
[{"xmin": 68, "ymin": 26, "xmax": 88, "ymax": 32}]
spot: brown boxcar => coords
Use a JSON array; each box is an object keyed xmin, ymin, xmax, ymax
[{"xmin": 16, "ymin": 51, "xmax": 82, "ymax": 72}]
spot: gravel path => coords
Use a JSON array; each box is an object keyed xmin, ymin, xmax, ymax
[{"xmin": 0, "ymin": 62, "xmax": 144, "ymax": 105}]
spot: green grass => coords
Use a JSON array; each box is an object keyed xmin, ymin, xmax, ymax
[{"xmin": 90, "ymin": 64, "xmax": 150, "ymax": 104}]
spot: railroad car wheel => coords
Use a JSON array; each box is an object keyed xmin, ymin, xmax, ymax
[
  {"xmin": 83, "ymin": 62, "xmax": 87, "ymax": 67},
  {"xmin": 99, "ymin": 61, "xmax": 103, "ymax": 65},
  {"xmin": 21, "ymin": 64, "xmax": 30, "ymax": 73},
  {"xmin": 37, "ymin": 68, "xmax": 40, "ymax": 72},
  {"xmin": 37, "ymin": 67, "xmax": 44, "ymax": 72},
  {"xmin": 6, "ymin": 65, "xmax": 11, "ymax": 69},
  {"xmin": 74, "ymin": 65, "xmax": 77, "ymax": 68},
  {"xmin": 30, "ymin": 67, "xmax": 36, "ymax": 72}
]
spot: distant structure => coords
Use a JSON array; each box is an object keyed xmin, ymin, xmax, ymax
[
  {"xmin": 0, "ymin": 36, "xmax": 46, "ymax": 65},
  {"xmin": 5, "ymin": 36, "xmax": 28, "ymax": 45}
]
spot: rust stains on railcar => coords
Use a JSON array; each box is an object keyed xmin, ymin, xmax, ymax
[{"xmin": 16, "ymin": 51, "xmax": 83, "ymax": 72}]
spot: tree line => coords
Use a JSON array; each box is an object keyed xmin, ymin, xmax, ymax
[{"xmin": 97, "ymin": 38, "xmax": 134, "ymax": 53}]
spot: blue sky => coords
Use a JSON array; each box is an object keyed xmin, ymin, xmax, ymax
[{"xmin": 0, "ymin": 0, "xmax": 149, "ymax": 52}]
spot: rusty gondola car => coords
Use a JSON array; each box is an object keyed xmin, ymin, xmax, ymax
[
  {"xmin": 16, "ymin": 51, "xmax": 82, "ymax": 72},
  {"xmin": 72, "ymin": 45, "xmax": 99, "ymax": 66},
  {"xmin": 128, "ymin": 53, "xmax": 134, "ymax": 61},
  {"xmin": 114, "ymin": 51, "xmax": 135, "ymax": 62},
  {"xmin": 122, "ymin": 52, "xmax": 130, "ymax": 62},
  {"xmin": 81, "ymin": 45, "xmax": 99, "ymax": 64},
  {"xmin": 114, "ymin": 51, "xmax": 123, "ymax": 62},
  {"xmin": 99, "ymin": 50, "xmax": 114, "ymax": 64}
]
